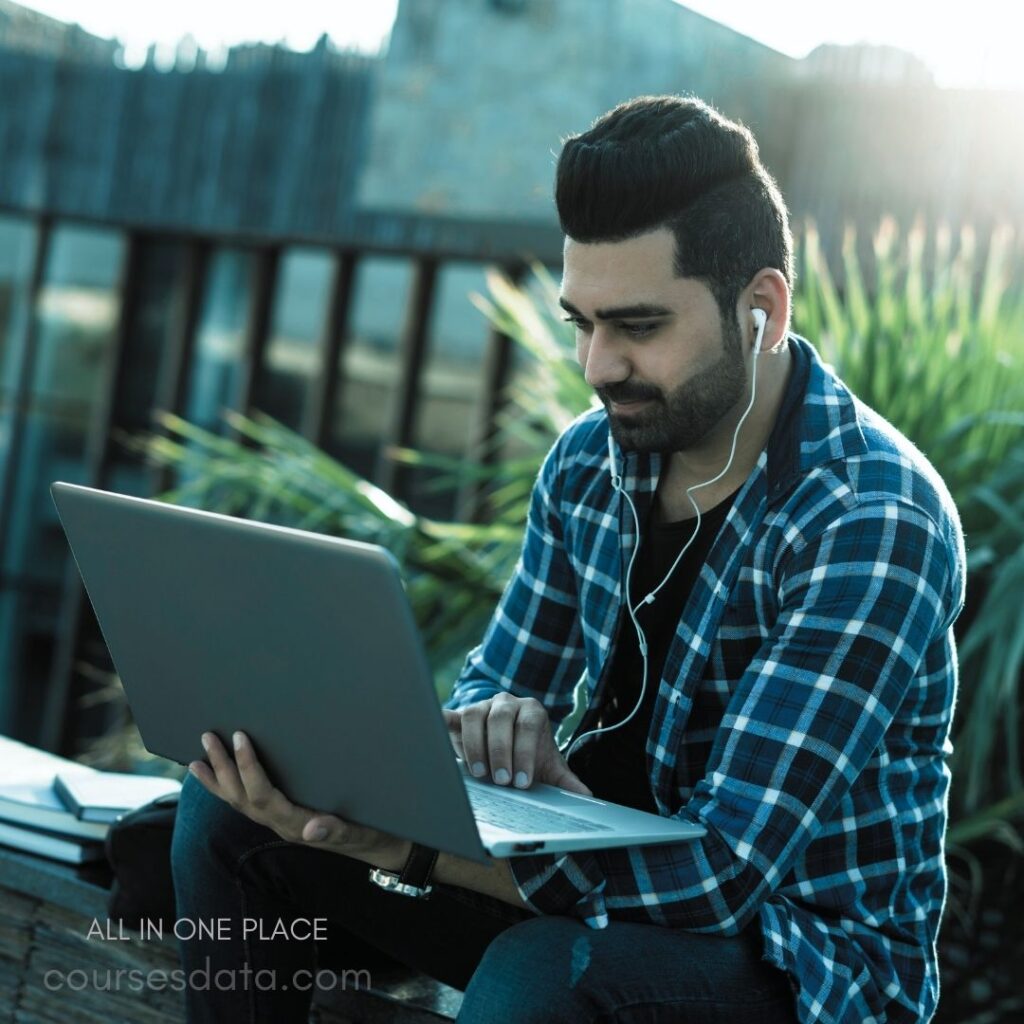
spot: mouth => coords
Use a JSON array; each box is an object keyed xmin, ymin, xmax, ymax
[{"xmin": 608, "ymin": 398, "xmax": 654, "ymax": 415}]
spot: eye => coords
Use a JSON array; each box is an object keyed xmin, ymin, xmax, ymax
[
  {"xmin": 618, "ymin": 321, "xmax": 659, "ymax": 338},
  {"xmin": 561, "ymin": 315, "xmax": 590, "ymax": 332}
]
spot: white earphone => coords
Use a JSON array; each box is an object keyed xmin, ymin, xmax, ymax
[
  {"xmin": 564, "ymin": 308, "xmax": 768, "ymax": 761},
  {"xmin": 607, "ymin": 429, "xmax": 621, "ymax": 490},
  {"xmin": 751, "ymin": 307, "xmax": 767, "ymax": 354}
]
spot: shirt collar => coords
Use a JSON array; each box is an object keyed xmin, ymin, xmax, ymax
[
  {"xmin": 765, "ymin": 333, "xmax": 811, "ymax": 504},
  {"xmin": 617, "ymin": 333, "xmax": 863, "ymax": 506},
  {"xmin": 766, "ymin": 334, "xmax": 869, "ymax": 506}
]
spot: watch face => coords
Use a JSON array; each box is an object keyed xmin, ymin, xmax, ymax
[{"xmin": 368, "ymin": 866, "xmax": 434, "ymax": 898}]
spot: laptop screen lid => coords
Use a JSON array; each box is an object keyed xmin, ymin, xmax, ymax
[
  {"xmin": 52, "ymin": 482, "xmax": 706, "ymax": 863},
  {"xmin": 51, "ymin": 481, "xmax": 491, "ymax": 864}
]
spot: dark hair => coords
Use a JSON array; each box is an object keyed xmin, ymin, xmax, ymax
[{"xmin": 555, "ymin": 95, "xmax": 793, "ymax": 319}]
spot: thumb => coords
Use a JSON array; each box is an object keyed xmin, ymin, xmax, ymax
[
  {"xmin": 547, "ymin": 758, "xmax": 593, "ymax": 796},
  {"xmin": 441, "ymin": 708, "xmax": 464, "ymax": 757}
]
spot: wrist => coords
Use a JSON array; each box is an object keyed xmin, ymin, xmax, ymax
[
  {"xmin": 368, "ymin": 841, "xmax": 439, "ymax": 899},
  {"xmin": 369, "ymin": 837, "xmax": 413, "ymax": 873}
]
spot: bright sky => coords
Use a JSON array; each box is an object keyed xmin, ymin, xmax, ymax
[{"xmin": 16, "ymin": 0, "xmax": 1024, "ymax": 90}]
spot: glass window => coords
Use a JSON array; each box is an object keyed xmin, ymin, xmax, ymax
[
  {"xmin": 328, "ymin": 257, "xmax": 414, "ymax": 482},
  {"xmin": 0, "ymin": 587, "xmax": 61, "ymax": 739},
  {"xmin": 107, "ymin": 239, "xmax": 189, "ymax": 499},
  {"xmin": 4, "ymin": 225, "xmax": 124, "ymax": 582},
  {"xmin": 30, "ymin": 230, "xmax": 123, "ymax": 402},
  {"xmin": 0, "ymin": 215, "xmax": 37, "ymax": 392},
  {"xmin": 252, "ymin": 247, "xmax": 334, "ymax": 432},
  {"xmin": 182, "ymin": 248, "xmax": 253, "ymax": 433},
  {"xmin": 0, "ymin": 223, "xmax": 124, "ymax": 739},
  {"xmin": 0, "ymin": 216, "xmax": 38, "ymax": 514}
]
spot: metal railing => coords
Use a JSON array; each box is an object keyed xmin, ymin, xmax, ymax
[{"xmin": 0, "ymin": 204, "xmax": 562, "ymax": 756}]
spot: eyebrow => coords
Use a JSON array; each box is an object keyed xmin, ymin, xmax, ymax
[{"xmin": 559, "ymin": 297, "xmax": 674, "ymax": 321}]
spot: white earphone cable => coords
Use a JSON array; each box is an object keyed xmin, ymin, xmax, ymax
[{"xmin": 562, "ymin": 312, "xmax": 766, "ymax": 761}]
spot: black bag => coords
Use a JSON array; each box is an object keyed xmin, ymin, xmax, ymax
[{"xmin": 104, "ymin": 791, "xmax": 180, "ymax": 931}]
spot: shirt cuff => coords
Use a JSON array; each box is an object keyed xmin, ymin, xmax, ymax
[{"xmin": 506, "ymin": 849, "xmax": 610, "ymax": 929}]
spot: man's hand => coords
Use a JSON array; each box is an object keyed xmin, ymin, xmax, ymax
[
  {"xmin": 442, "ymin": 693, "xmax": 592, "ymax": 795},
  {"xmin": 190, "ymin": 730, "xmax": 411, "ymax": 872}
]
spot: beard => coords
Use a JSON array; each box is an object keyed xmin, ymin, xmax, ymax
[{"xmin": 597, "ymin": 317, "xmax": 748, "ymax": 453}]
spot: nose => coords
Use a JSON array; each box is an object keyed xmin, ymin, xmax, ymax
[{"xmin": 579, "ymin": 326, "xmax": 631, "ymax": 390}]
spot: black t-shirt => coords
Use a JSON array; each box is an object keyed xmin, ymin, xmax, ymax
[{"xmin": 568, "ymin": 489, "xmax": 739, "ymax": 813}]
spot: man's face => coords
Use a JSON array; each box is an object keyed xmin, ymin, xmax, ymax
[{"xmin": 560, "ymin": 227, "xmax": 747, "ymax": 453}]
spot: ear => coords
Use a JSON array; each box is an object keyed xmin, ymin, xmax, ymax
[{"xmin": 739, "ymin": 269, "xmax": 790, "ymax": 353}]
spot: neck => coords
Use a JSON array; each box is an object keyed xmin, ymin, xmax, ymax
[{"xmin": 657, "ymin": 341, "xmax": 792, "ymax": 521}]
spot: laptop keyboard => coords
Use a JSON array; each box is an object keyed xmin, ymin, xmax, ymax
[{"xmin": 466, "ymin": 783, "xmax": 611, "ymax": 835}]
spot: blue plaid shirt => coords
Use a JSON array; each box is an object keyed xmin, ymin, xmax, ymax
[{"xmin": 446, "ymin": 336, "xmax": 966, "ymax": 1024}]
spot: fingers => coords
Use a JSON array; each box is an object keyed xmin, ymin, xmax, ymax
[
  {"xmin": 194, "ymin": 731, "xmax": 307, "ymax": 840},
  {"xmin": 187, "ymin": 757, "xmax": 217, "ymax": 790},
  {"xmin": 480, "ymin": 695, "xmax": 520, "ymax": 787},
  {"xmin": 459, "ymin": 695, "xmax": 511, "ymax": 785},
  {"xmin": 509, "ymin": 699, "xmax": 549, "ymax": 789},
  {"xmin": 546, "ymin": 761, "xmax": 593, "ymax": 796},
  {"xmin": 195, "ymin": 731, "xmax": 246, "ymax": 804},
  {"xmin": 457, "ymin": 702, "xmax": 488, "ymax": 779},
  {"xmin": 230, "ymin": 731, "xmax": 300, "ymax": 823},
  {"xmin": 193, "ymin": 731, "xmax": 402, "ymax": 862},
  {"xmin": 441, "ymin": 708, "xmax": 465, "ymax": 759},
  {"xmin": 458, "ymin": 695, "xmax": 551, "ymax": 789}
]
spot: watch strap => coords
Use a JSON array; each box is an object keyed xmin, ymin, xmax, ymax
[
  {"xmin": 399, "ymin": 842, "xmax": 440, "ymax": 890},
  {"xmin": 368, "ymin": 843, "xmax": 439, "ymax": 898}
]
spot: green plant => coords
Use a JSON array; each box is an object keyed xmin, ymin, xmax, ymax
[{"xmin": 795, "ymin": 219, "xmax": 1024, "ymax": 821}]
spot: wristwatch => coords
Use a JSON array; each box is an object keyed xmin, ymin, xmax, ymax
[{"xmin": 368, "ymin": 843, "xmax": 439, "ymax": 898}]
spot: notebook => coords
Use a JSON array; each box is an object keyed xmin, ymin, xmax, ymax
[
  {"xmin": 0, "ymin": 737, "xmax": 109, "ymax": 847},
  {"xmin": 50, "ymin": 481, "xmax": 704, "ymax": 864},
  {"xmin": 54, "ymin": 770, "xmax": 181, "ymax": 824}
]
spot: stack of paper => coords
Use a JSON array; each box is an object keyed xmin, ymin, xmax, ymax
[
  {"xmin": 54, "ymin": 770, "xmax": 180, "ymax": 824},
  {"xmin": 0, "ymin": 735, "xmax": 179, "ymax": 865}
]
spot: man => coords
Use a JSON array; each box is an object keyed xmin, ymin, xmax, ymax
[{"xmin": 173, "ymin": 96, "xmax": 965, "ymax": 1023}]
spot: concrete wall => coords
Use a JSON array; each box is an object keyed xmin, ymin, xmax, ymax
[
  {"xmin": 358, "ymin": 0, "xmax": 1024, "ymax": 244},
  {"xmin": 358, "ymin": 0, "xmax": 795, "ymax": 221}
]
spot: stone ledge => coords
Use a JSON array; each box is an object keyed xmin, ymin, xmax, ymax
[{"xmin": 0, "ymin": 845, "xmax": 461, "ymax": 1022}]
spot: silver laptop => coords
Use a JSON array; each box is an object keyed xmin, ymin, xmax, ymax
[{"xmin": 51, "ymin": 481, "xmax": 704, "ymax": 864}]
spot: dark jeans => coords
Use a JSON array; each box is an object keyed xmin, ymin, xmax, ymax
[{"xmin": 170, "ymin": 773, "xmax": 798, "ymax": 1023}]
